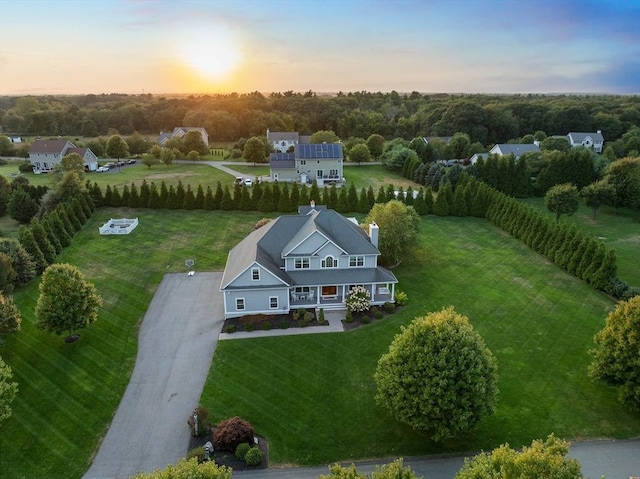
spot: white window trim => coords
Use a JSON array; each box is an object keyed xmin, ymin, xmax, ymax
[
  {"xmin": 251, "ymin": 267, "xmax": 260, "ymax": 281},
  {"xmin": 295, "ymin": 258, "xmax": 310, "ymax": 269},
  {"xmin": 349, "ymin": 255, "xmax": 364, "ymax": 267},
  {"xmin": 321, "ymin": 255, "xmax": 338, "ymax": 268},
  {"xmin": 269, "ymin": 296, "xmax": 278, "ymax": 309},
  {"xmin": 236, "ymin": 298, "xmax": 245, "ymax": 311}
]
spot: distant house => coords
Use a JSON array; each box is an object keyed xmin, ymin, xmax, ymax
[
  {"xmin": 28, "ymin": 139, "xmax": 98, "ymax": 172},
  {"xmin": 267, "ymin": 130, "xmax": 303, "ymax": 153},
  {"xmin": 489, "ymin": 143, "xmax": 540, "ymax": 159},
  {"xmin": 567, "ymin": 131, "xmax": 604, "ymax": 153},
  {"xmin": 220, "ymin": 205, "xmax": 397, "ymax": 319},
  {"xmin": 270, "ymin": 143, "xmax": 344, "ymax": 185},
  {"xmin": 469, "ymin": 152, "xmax": 489, "ymax": 165},
  {"xmin": 158, "ymin": 127, "xmax": 209, "ymax": 146}
]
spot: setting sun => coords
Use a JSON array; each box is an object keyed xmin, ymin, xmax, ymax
[{"xmin": 179, "ymin": 23, "xmax": 242, "ymax": 82}]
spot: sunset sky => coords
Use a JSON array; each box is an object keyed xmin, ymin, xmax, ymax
[{"xmin": 0, "ymin": 0, "xmax": 638, "ymax": 95}]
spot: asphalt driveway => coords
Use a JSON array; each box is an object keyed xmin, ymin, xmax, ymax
[{"xmin": 83, "ymin": 272, "xmax": 224, "ymax": 479}]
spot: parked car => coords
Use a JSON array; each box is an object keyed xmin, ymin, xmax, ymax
[
  {"xmin": 104, "ymin": 162, "xmax": 116, "ymax": 168},
  {"xmin": 96, "ymin": 166, "xmax": 110, "ymax": 172},
  {"xmin": 127, "ymin": 159, "xmax": 136, "ymax": 164},
  {"xmin": 244, "ymin": 178, "xmax": 253, "ymax": 187},
  {"xmin": 234, "ymin": 177, "xmax": 243, "ymax": 185}
]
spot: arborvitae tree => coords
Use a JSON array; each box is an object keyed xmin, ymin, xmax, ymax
[
  {"xmin": 159, "ymin": 181, "xmax": 169, "ymax": 208},
  {"xmin": 584, "ymin": 243, "xmax": 606, "ymax": 285},
  {"xmin": 513, "ymin": 157, "xmax": 531, "ymax": 197},
  {"xmin": 357, "ymin": 188, "xmax": 370, "ymax": 213},
  {"xmin": 195, "ymin": 185, "xmax": 205, "ymax": 209},
  {"xmin": 299, "ymin": 185, "xmax": 309, "ymax": 206},
  {"xmin": 40, "ymin": 219, "xmax": 64, "ymax": 257},
  {"xmin": 0, "ymin": 238, "xmax": 37, "ymax": 287},
  {"xmin": 482, "ymin": 155, "xmax": 500, "ymax": 189},
  {"xmin": 90, "ymin": 182, "xmax": 103, "ymax": 207},
  {"xmin": 166, "ymin": 185, "xmax": 178, "ymax": 209},
  {"xmin": 62, "ymin": 203, "xmax": 82, "ymax": 232},
  {"xmin": 278, "ymin": 182, "xmax": 291, "ymax": 212},
  {"xmin": 7, "ymin": 188, "xmax": 39, "ymax": 223},
  {"xmin": 376, "ymin": 186, "xmax": 387, "ymax": 203},
  {"xmin": 443, "ymin": 181, "xmax": 454, "ymax": 208},
  {"xmin": 290, "ymin": 183, "xmax": 300, "ymax": 209},
  {"xmin": 498, "ymin": 155, "xmax": 516, "ymax": 196},
  {"xmin": 45, "ymin": 211, "xmax": 72, "ymax": 248},
  {"xmin": 220, "ymin": 185, "xmax": 234, "ymax": 210},
  {"xmin": 554, "ymin": 224, "xmax": 578, "ymax": 270},
  {"xmin": 213, "ymin": 181, "xmax": 223, "ymax": 210},
  {"xmin": 71, "ymin": 198, "xmax": 88, "ymax": 224},
  {"xmin": 367, "ymin": 186, "xmax": 375, "ymax": 209},
  {"xmin": 139, "ymin": 180, "xmax": 150, "ymax": 207},
  {"xmin": 321, "ymin": 185, "xmax": 330, "ymax": 206},
  {"xmin": 324, "ymin": 184, "xmax": 335, "ymax": 209},
  {"xmin": 233, "ymin": 184, "xmax": 242, "ymax": 205},
  {"xmin": 0, "ymin": 253, "xmax": 17, "ymax": 294},
  {"xmin": 336, "ymin": 188, "xmax": 349, "ymax": 213},
  {"xmin": 272, "ymin": 182, "xmax": 282, "ymax": 210},
  {"xmin": 30, "ymin": 218, "xmax": 57, "ymax": 264},
  {"xmin": 251, "ymin": 181, "xmax": 263, "ymax": 206},
  {"xmin": 18, "ymin": 225, "xmax": 47, "ymax": 273},
  {"xmin": 309, "ymin": 181, "xmax": 320, "ymax": 204},
  {"xmin": 121, "ymin": 184, "xmax": 131, "ymax": 207},
  {"xmin": 423, "ymin": 186, "xmax": 434, "ymax": 214},
  {"xmin": 148, "ymin": 182, "xmax": 161, "ymax": 209},
  {"xmin": 129, "ymin": 182, "xmax": 140, "ymax": 208},
  {"xmin": 567, "ymin": 236, "xmax": 588, "ymax": 275},
  {"xmin": 258, "ymin": 183, "xmax": 275, "ymax": 212},
  {"xmin": 203, "ymin": 186, "xmax": 214, "ymax": 210},
  {"xmin": 433, "ymin": 188, "xmax": 450, "ymax": 216},
  {"xmin": 451, "ymin": 185, "xmax": 468, "ymax": 217},
  {"xmin": 183, "ymin": 185, "xmax": 196, "ymax": 210},
  {"xmin": 591, "ymin": 249, "xmax": 617, "ymax": 291},
  {"xmin": 347, "ymin": 183, "xmax": 359, "ymax": 211},
  {"xmin": 110, "ymin": 186, "xmax": 122, "ymax": 207},
  {"xmin": 385, "ymin": 184, "xmax": 396, "ymax": 202},
  {"xmin": 103, "ymin": 185, "xmax": 114, "ymax": 207},
  {"xmin": 396, "ymin": 186, "xmax": 405, "ymax": 205},
  {"xmin": 239, "ymin": 187, "xmax": 252, "ymax": 211},
  {"xmin": 532, "ymin": 218, "xmax": 551, "ymax": 254},
  {"xmin": 175, "ymin": 181, "xmax": 185, "ymax": 208},
  {"xmin": 425, "ymin": 163, "xmax": 444, "ymax": 191},
  {"xmin": 575, "ymin": 240, "xmax": 597, "ymax": 280},
  {"xmin": 413, "ymin": 189, "xmax": 428, "ymax": 215}
]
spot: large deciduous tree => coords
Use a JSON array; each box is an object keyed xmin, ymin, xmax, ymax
[
  {"xmin": 35, "ymin": 263, "xmax": 102, "ymax": 339},
  {"xmin": 348, "ymin": 143, "xmax": 371, "ymax": 164},
  {"xmin": 364, "ymin": 200, "xmax": 419, "ymax": 267},
  {"xmin": 589, "ymin": 296, "xmax": 640, "ymax": 409},
  {"xmin": 366, "ymin": 134, "xmax": 385, "ymax": 160},
  {"xmin": 544, "ymin": 183, "xmax": 579, "ymax": 223},
  {"xmin": 581, "ymin": 179, "xmax": 614, "ymax": 221},
  {"xmin": 455, "ymin": 434, "xmax": 583, "ymax": 479},
  {"xmin": 602, "ymin": 157, "xmax": 640, "ymax": 211},
  {"xmin": 182, "ymin": 130, "xmax": 209, "ymax": 156},
  {"xmin": 106, "ymin": 134, "xmax": 129, "ymax": 161},
  {"xmin": 0, "ymin": 356, "xmax": 17, "ymax": 423},
  {"xmin": 310, "ymin": 130, "xmax": 339, "ymax": 144},
  {"xmin": 130, "ymin": 458, "xmax": 231, "ymax": 479},
  {"xmin": 244, "ymin": 136, "xmax": 267, "ymax": 165},
  {"xmin": 374, "ymin": 306, "xmax": 498, "ymax": 440}
]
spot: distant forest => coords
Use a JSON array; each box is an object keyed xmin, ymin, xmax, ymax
[{"xmin": 1, "ymin": 91, "xmax": 639, "ymax": 147}]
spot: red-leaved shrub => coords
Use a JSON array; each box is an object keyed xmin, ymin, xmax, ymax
[{"xmin": 213, "ymin": 416, "xmax": 255, "ymax": 452}]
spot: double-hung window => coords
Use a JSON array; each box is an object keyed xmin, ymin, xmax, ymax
[
  {"xmin": 236, "ymin": 298, "xmax": 245, "ymax": 310},
  {"xmin": 294, "ymin": 258, "xmax": 310, "ymax": 269},
  {"xmin": 349, "ymin": 256, "xmax": 364, "ymax": 267},
  {"xmin": 251, "ymin": 268, "xmax": 260, "ymax": 281}
]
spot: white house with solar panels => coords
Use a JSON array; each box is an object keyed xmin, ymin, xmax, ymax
[{"xmin": 269, "ymin": 143, "xmax": 344, "ymax": 185}]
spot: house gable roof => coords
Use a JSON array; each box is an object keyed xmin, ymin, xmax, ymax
[
  {"xmin": 567, "ymin": 131, "xmax": 604, "ymax": 143},
  {"xmin": 29, "ymin": 139, "xmax": 74, "ymax": 154},
  {"xmin": 267, "ymin": 131, "xmax": 299, "ymax": 142},
  {"xmin": 490, "ymin": 143, "xmax": 540, "ymax": 156}
]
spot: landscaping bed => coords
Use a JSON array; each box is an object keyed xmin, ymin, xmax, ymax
[
  {"xmin": 188, "ymin": 433, "xmax": 268, "ymax": 471},
  {"xmin": 222, "ymin": 308, "xmax": 326, "ymax": 333}
]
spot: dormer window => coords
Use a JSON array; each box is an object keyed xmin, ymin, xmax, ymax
[
  {"xmin": 321, "ymin": 255, "xmax": 337, "ymax": 268},
  {"xmin": 251, "ymin": 267, "xmax": 260, "ymax": 281},
  {"xmin": 295, "ymin": 258, "xmax": 310, "ymax": 269}
]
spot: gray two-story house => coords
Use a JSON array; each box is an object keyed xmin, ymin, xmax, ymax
[
  {"xmin": 28, "ymin": 139, "xmax": 99, "ymax": 172},
  {"xmin": 270, "ymin": 143, "xmax": 344, "ymax": 185},
  {"xmin": 220, "ymin": 204, "xmax": 397, "ymax": 319}
]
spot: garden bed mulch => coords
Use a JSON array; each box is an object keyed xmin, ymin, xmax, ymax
[
  {"xmin": 341, "ymin": 306, "xmax": 402, "ymax": 332},
  {"xmin": 188, "ymin": 433, "xmax": 268, "ymax": 471},
  {"xmin": 222, "ymin": 309, "xmax": 328, "ymax": 334}
]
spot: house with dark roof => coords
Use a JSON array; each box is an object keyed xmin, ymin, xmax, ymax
[
  {"xmin": 567, "ymin": 131, "xmax": 604, "ymax": 153},
  {"xmin": 28, "ymin": 139, "xmax": 99, "ymax": 172},
  {"xmin": 267, "ymin": 129, "xmax": 301, "ymax": 153},
  {"xmin": 220, "ymin": 205, "xmax": 397, "ymax": 319},
  {"xmin": 158, "ymin": 127, "xmax": 209, "ymax": 146},
  {"xmin": 270, "ymin": 143, "xmax": 344, "ymax": 185},
  {"xmin": 489, "ymin": 143, "xmax": 540, "ymax": 159}
]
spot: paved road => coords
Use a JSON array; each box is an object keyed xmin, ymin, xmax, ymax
[
  {"xmin": 83, "ymin": 272, "xmax": 224, "ymax": 479},
  {"xmin": 231, "ymin": 438, "xmax": 640, "ymax": 478}
]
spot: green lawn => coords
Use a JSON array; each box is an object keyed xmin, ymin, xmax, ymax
[
  {"xmin": 521, "ymin": 198, "xmax": 640, "ymax": 287},
  {"xmin": 0, "ymin": 209, "xmax": 270, "ymax": 479},
  {"xmin": 343, "ymin": 164, "xmax": 417, "ymax": 191},
  {"xmin": 202, "ymin": 216, "xmax": 640, "ymax": 465}
]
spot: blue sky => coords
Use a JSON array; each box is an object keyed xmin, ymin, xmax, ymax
[{"xmin": 0, "ymin": 0, "xmax": 638, "ymax": 95}]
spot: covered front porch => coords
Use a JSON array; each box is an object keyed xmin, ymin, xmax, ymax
[{"xmin": 289, "ymin": 283, "xmax": 394, "ymax": 309}]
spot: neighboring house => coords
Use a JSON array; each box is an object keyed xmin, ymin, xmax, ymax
[
  {"xmin": 567, "ymin": 130, "xmax": 604, "ymax": 153},
  {"xmin": 220, "ymin": 204, "xmax": 398, "ymax": 319},
  {"xmin": 158, "ymin": 127, "xmax": 209, "ymax": 146},
  {"xmin": 469, "ymin": 152, "xmax": 489, "ymax": 165},
  {"xmin": 267, "ymin": 129, "xmax": 300, "ymax": 153},
  {"xmin": 28, "ymin": 139, "xmax": 98, "ymax": 172},
  {"xmin": 489, "ymin": 143, "xmax": 540, "ymax": 159},
  {"xmin": 270, "ymin": 143, "xmax": 344, "ymax": 185},
  {"xmin": 422, "ymin": 136, "xmax": 453, "ymax": 145}
]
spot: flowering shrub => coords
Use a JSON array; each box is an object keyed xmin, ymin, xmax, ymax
[{"xmin": 346, "ymin": 285, "xmax": 371, "ymax": 313}]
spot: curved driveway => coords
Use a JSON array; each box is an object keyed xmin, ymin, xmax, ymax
[{"xmin": 84, "ymin": 272, "xmax": 224, "ymax": 479}]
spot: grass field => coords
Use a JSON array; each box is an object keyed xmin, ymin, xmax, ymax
[
  {"xmin": 522, "ymin": 198, "xmax": 640, "ymax": 287},
  {"xmin": 201, "ymin": 216, "xmax": 639, "ymax": 466}
]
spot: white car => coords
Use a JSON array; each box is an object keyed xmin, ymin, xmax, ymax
[
  {"xmin": 244, "ymin": 178, "xmax": 253, "ymax": 187},
  {"xmin": 96, "ymin": 166, "xmax": 110, "ymax": 172}
]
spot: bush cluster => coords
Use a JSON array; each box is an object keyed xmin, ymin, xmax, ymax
[{"xmin": 213, "ymin": 417, "xmax": 255, "ymax": 452}]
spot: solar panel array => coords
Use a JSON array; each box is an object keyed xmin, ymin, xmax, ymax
[
  {"xmin": 297, "ymin": 143, "xmax": 343, "ymax": 159},
  {"xmin": 270, "ymin": 153, "xmax": 295, "ymax": 161}
]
